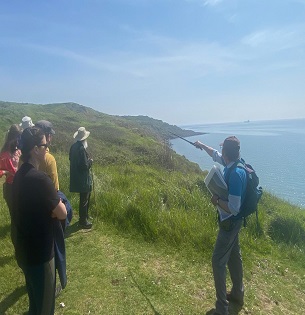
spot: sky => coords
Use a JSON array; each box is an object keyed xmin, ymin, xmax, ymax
[{"xmin": 1, "ymin": 0, "xmax": 305, "ymax": 125}]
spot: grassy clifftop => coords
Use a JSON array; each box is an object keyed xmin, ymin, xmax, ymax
[
  {"xmin": 0, "ymin": 101, "xmax": 202, "ymax": 172},
  {"xmin": 1, "ymin": 101, "xmax": 305, "ymax": 314}
]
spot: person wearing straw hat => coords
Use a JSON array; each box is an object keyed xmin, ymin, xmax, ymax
[{"xmin": 69, "ymin": 127, "xmax": 93, "ymax": 229}]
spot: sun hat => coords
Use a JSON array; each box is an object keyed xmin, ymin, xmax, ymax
[
  {"xmin": 73, "ymin": 127, "xmax": 90, "ymax": 141},
  {"xmin": 35, "ymin": 120, "xmax": 55, "ymax": 135},
  {"xmin": 20, "ymin": 116, "xmax": 34, "ymax": 130},
  {"xmin": 220, "ymin": 136, "xmax": 240, "ymax": 151}
]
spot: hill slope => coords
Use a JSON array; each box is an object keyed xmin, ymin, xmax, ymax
[
  {"xmin": 0, "ymin": 101, "xmax": 201, "ymax": 172},
  {"xmin": 1, "ymin": 101, "xmax": 305, "ymax": 314}
]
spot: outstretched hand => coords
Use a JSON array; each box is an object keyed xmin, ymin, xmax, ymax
[{"xmin": 194, "ymin": 141, "xmax": 203, "ymax": 150}]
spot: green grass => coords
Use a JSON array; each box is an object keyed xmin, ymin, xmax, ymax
[
  {"xmin": 1, "ymin": 102, "xmax": 305, "ymax": 314},
  {"xmin": 1, "ymin": 152, "xmax": 305, "ymax": 314}
]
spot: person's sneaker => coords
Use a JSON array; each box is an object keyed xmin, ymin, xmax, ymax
[
  {"xmin": 79, "ymin": 221, "xmax": 92, "ymax": 229},
  {"xmin": 226, "ymin": 292, "xmax": 244, "ymax": 306}
]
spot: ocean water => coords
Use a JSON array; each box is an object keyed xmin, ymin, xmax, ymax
[{"xmin": 170, "ymin": 119, "xmax": 305, "ymax": 208}]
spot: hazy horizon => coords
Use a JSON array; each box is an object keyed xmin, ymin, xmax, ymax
[{"xmin": 1, "ymin": 0, "xmax": 305, "ymax": 125}]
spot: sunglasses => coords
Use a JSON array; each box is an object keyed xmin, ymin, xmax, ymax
[{"xmin": 37, "ymin": 143, "xmax": 48, "ymax": 148}]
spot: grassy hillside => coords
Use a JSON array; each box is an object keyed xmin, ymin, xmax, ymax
[
  {"xmin": 1, "ymin": 102, "xmax": 305, "ymax": 314},
  {"xmin": 0, "ymin": 101, "xmax": 201, "ymax": 172}
]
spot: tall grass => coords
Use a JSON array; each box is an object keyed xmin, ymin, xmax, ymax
[
  {"xmin": 56, "ymin": 153, "xmax": 305, "ymax": 270},
  {"xmin": 2, "ymin": 152, "xmax": 305, "ymax": 314},
  {"xmin": 2, "ymin": 102, "xmax": 305, "ymax": 313},
  {"xmin": 57, "ymin": 153, "xmax": 215, "ymax": 253}
]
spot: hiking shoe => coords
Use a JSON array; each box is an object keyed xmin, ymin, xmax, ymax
[
  {"xmin": 79, "ymin": 221, "xmax": 92, "ymax": 229},
  {"xmin": 226, "ymin": 292, "xmax": 244, "ymax": 306}
]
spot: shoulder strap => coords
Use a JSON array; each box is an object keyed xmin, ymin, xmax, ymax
[
  {"xmin": 224, "ymin": 160, "xmax": 242, "ymax": 184},
  {"xmin": 224, "ymin": 160, "xmax": 245, "ymax": 225}
]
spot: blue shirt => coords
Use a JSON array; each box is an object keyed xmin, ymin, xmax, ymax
[{"xmin": 212, "ymin": 150, "xmax": 247, "ymax": 215}]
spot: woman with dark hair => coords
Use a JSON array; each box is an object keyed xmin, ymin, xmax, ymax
[
  {"xmin": 11, "ymin": 126, "xmax": 67, "ymax": 315},
  {"xmin": 0, "ymin": 124, "xmax": 22, "ymax": 214}
]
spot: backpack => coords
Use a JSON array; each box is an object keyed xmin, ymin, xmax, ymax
[{"xmin": 225, "ymin": 158, "xmax": 263, "ymax": 225}]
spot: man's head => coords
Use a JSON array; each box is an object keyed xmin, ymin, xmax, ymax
[
  {"xmin": 35, "ymin": 120, "xmax": 55, "ymax": 144},
  {"xmin": 221, "ymin": 136, "xmax": 240, "ymax": 162}
]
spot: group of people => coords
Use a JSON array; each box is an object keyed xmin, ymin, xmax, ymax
[
  {"xmin": 1, "ymin": 116, "xmax": 247, "ymax": 315},
  {"xmin": 0, "ymin": 116, "xmax": 94, "ymax": 315}
]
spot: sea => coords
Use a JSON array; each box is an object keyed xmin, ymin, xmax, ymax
[{"xmin": 170, "ymin": 118, "xmax": 305, "ymax": 208}]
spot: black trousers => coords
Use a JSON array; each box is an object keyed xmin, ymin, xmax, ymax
[
  {"xmin": 79, "ymin": 192, "xmax": 91, "ymax": 223},
  {"xmin": 21, "ymin": 258, "xmax": 56, "ymax": 315}
]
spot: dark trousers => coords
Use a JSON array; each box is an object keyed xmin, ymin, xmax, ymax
[
  {"xmin": 212, "ymin": 219, "xmax": 244, "ymax": 315},
  {"xmin": 79, "ymin": 192, "xmax": 91, "ymax": 223},
  {"xmin": 21, "ymin": 257, "xmax": 56, "ymax": 315}
]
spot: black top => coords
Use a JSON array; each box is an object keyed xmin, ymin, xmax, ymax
[
  {"xmin": 12, "ymin": 163, "xmax": 60, "ymax": 266},
  {"xmin": 69, "ymin": 141, "xmax": 92, "ymax": 193}
]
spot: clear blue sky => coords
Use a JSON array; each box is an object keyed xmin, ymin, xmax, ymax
[{"xmin": 1, "ymin": 0, "xmax": 305, "ymax": 125}]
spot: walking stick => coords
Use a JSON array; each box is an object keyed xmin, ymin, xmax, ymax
[
  {"xmin": 90, "ymin": 166, "xmax": 96, "ymax": 208},
  {"xmin": 87, "ymin": 149, "xmax": 97, "ymax": 219},
  {"xmin": 169, "ymin": 132, "xmax": 202, "ymax": 150}
]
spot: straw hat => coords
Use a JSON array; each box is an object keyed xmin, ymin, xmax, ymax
[{"xmin": 73, "ymin": 127, "xmax": 90, "ymax": 141}]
